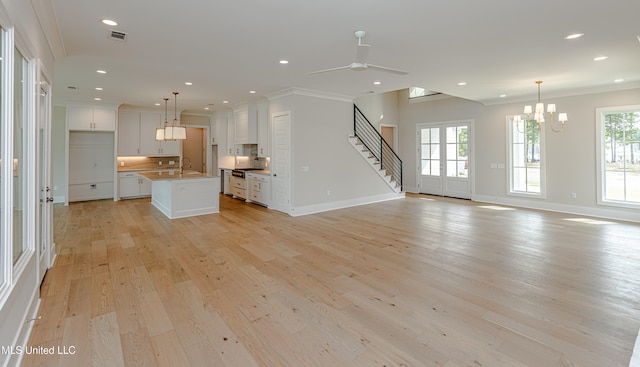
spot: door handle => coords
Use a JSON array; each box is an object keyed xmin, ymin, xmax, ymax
[{"xmin": 47, "ymin": 197, "xmax": 54, "ymax": 202}]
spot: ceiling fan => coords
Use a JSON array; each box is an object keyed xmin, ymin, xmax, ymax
[{"xmin": 308, "ymin": 31, "xmax": 409, "ymax": 76}]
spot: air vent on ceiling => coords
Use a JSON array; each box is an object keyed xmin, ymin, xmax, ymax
[
  {"xmin": 108, "ymin": 30, "xmax": 128, "ymax": 42},
  {"xmin": 67, "ymin": 86, "xmax": 78, "ymax": 90}
]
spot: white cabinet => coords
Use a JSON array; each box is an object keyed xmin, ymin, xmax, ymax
[
  {"xmin": 118, "ymin": 172, "xmax": 152, "ymax": 199},
  {"xmin": 226, "ymin": 112, "xmax": 235, "ymax": 155},
  {"xmin": 117, "ymin": 110, "xmax": 141, "ymax": 156},
  {"xmin": 68, "ymin": 107, "xmax": 116, "ymax": 131},
  {"xmin": 139, "ymin": 112, "xmax": 180, "ymax": 156},
  {"xmin": 230, "ymin": 175, "xmax": 246, "ymax": 199},
  {"xmin": 68, "ymin": 131, "xmax": 115, "ymax": 202},
  {"xmin": 247, "ymin": 173, "xmax": 270, "ymax": 206},
  {"xmin": 222, "ymin": 169, "xmax": 232, "ymax": 195},
  {"xmin": 118, "ymin": 110, "xmax": 180, "ymax": 156},
  {"xmin": 257, "ymin": 101, "xmax": 269, "ymax": 157},
  {"xmin": 234, "ymin": 104, "xmax": 257, "ymax": 145}
]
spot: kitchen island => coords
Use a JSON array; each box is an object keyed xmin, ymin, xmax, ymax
[{"xmin": 138, "ymin": 171, "xmax": 220, "ymax": 219}]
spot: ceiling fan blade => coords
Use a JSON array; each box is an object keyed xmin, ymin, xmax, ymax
[
  {"xmin": 355, "ymin": 44, "xmax": 370, "ymax": 64},
  {"xmin": 307, "ymin": 65, "xmax": 351, "ymax": 75},
  {"xmin": 366, "ymin": 64, "xmax": 409, "ymax": 75}
]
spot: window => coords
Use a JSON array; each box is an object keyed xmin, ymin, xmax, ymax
[
  {"xmin": 596, "ymin": 106, "xmax": 640, "ymax": 207},
  {"xmin": 409, "ymin": 87, "xmax": 441, "ymax": 99},
  {"xmin": 507, "ymin": 116, "xmax": 545, "ymax": 196},
  {"xmin": 0, "ymin": 28, "xmax": 4, "ymax": 287},
  {"xmin": 13, "ymin": 47, "xmax": 27, "ymax": 264}
]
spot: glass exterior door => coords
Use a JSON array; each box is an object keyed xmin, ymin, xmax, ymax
[{"xmin": 419, "ymin": 122, "xmax": 471, "ymax": 198}]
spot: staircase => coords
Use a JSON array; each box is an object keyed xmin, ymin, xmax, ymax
[{"xmin": 349, "ymin": 105, "xmax": 402, "ymax": 193}]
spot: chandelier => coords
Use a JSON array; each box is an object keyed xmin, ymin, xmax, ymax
[
  {"xmin": 513, "ymin": 81, "xmax": 568, "ymax": 133},
  {"xmin": 164, "ymin": 92, "xmax": 187, "ymax": 140}
]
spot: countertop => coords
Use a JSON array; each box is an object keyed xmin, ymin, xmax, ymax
[{"xmin": 138, "ymin": 171, "xmax": 219, "ymax": 181}]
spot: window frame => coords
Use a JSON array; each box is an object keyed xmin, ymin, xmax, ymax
[
  {"xmin": 595, "ymin": 105, "xmax": 640, "ymax": 209},
  {"xmin": 506, "ymin": 115, "xmax": 546, "ymax": 198}
]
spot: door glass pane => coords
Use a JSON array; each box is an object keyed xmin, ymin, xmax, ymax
[
  {"xmin": 421, "ymin": 127, "xmax": 441, "ymax": 177},
  {"xmin": 430, "ymin": 161, "xmax": 440, "ymax": 176},
  {"xmin": 13, "ymin": 48, "xmax": 27, "ymax": 264},
  {"xmin": 445, "ymin": 126, "xmax": 469, "ymax": 178}
]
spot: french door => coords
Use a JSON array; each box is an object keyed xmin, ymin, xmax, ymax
[
  {"xmin": 37, "ymin": 78, "xmax": 53, "ymax": 284},
  {"xmin": 418, "ymin": 121, "xmax": 472, "ymax": 199}
]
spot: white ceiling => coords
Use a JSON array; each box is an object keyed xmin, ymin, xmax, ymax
[{"xmin": 48, "ymin": 0, "xmax": 640, "ymax": 114}]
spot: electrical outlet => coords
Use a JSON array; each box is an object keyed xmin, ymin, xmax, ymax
[
  {"xmin": 326, "ymin": 190, "xmax": 331, "ymax": 196},
  {"xmin": 120, "ymin": 161, "xmax": 125, "ymax": 166},
  {"xmin": 159, "ymin": 161, "xmax": 163, "ymax": 165},
  {"xmin": 571, "ymin": 192, "xmax": 577, "ymax": 199},
  {"xmin": 169, "ymin": 160, "xmax": 175, "ymax": 165}
]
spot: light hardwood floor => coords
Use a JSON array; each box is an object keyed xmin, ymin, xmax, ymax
[{"xmin": 23, "ymin": 193, "xmax": 640, "ymax": 367}]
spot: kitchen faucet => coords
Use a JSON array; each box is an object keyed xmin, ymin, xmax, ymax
[{"xmin": 181, "ymin": 157, "xmax": 192, "ymax": 173}]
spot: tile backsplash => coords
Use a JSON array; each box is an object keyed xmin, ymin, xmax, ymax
[{"xmin": 117, "ymin": 156, "xmax": 180, "ymax": 171}]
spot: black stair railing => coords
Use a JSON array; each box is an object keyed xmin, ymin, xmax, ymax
[{"xmin": 353, "ymin": 104, "xmax": 402, "ymax": 190}]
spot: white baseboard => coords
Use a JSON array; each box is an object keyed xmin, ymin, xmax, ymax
[
  {"xmin": 631, "ymin": 328, "xmax": 640, "ymax": 367},
  {"xmin": 473, "ymin": 194, "xmax": 640, "ymax": 223},
  {"xmin": 290, "ymin": 192, "xmax": 405, "ymax": 217}
]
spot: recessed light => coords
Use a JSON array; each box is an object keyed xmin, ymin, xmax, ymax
[
  {"xmin": 279, "ymin": 60, "xmax": 289, "ymax": 64},
  {"xmin": 249, "ymin": 90, "xmax": 256, "ymax": 94},
  {"xmin": 457, "ymin": 82, "xmax": 467, "ymax": 86},
  {"xmin": 373, "ymin": 81, "xmax": 381, "ymax": 85},
  {"xmin": 185, "ymin": 82, "xmax": 193, "ymax": 86},
  {"xmin": 97, "ymin": 70, "xmax": 107, "ymax": 74},
  {"xmin": 614, "ymin": 79, "xmax": 624, "ymax": 83},
  {"xmin": 204, "ymin": 107, "xmax": 210, "ymax": 110},
  {"xmin": 565, "ymin": 33, "xmax": 584, "ymax": 40},
  {"xmin": 101, "ymin": 19, "xmax": 118, "ymax": 26},
  {"xmin": 94, "ymin": 97, "xmax": 101, "ymax": 101},
  {"xmin": 154, "ymin": 103, "xmax": 161, "ymax": 106},
  {"xmin": 95, "ymin": 87, "xmax": 103, "ymax": 91},
  {"xmin": 223, "ymin": 100, "xmax": 229, "ymax": 104},
  {"xmin": 593, "ymin": 56, "xmax": 608, "ymax": 61},
  {"xmin": 499, "ymin": 94, "xmax": 507, "ymax": 98}
]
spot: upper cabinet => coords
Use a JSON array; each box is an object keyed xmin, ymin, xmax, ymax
[
  {"xmin": 257, "ymin": 100, "xmax": 270, "ymax": 157},
  {"xmin": 118, "ymin": 110, "xmax": 180, "ymax": 156},
  {"xmin": 68, "ymin": 106, "xmax": 116, "ymax": 131},
  {"xmin": 226, "ymin": 111, "xmax": 235, "ymax": 155},
  {"xmin": 234, "ymin": 104, "xmax": 257, "ymax": 145}
]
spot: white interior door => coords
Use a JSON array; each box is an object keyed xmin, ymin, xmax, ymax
[
  {"xmin": 271, "ymin": 112, "xmax": 291, "ymax": 213},
  {"xmin": 38, "ymin": 80, "xmax": 53, "ymax": 284},
  {"xmin": 418, "ymin": 122, "xmax": 471, "ymax": 199}
]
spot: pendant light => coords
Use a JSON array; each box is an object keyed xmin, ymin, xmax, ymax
[
  {"xmin": 155, "ymin": 98, "xmax": 169, "ymax": 140},
  {"xmin": 164, "ymin": 91, "xmax": 187, "ymax": 140}
]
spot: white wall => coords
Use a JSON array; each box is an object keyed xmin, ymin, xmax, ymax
[
  {"xmin": 268, "ymin": 90, "xmax": 399, "ymax": 215},
  {"xmin": 355, "ymin": 92, "xmax": 399, "ymax": 127},
  {"xmin": 397, "ymin": 87, "xmax": 640, "ymax": 222}
]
